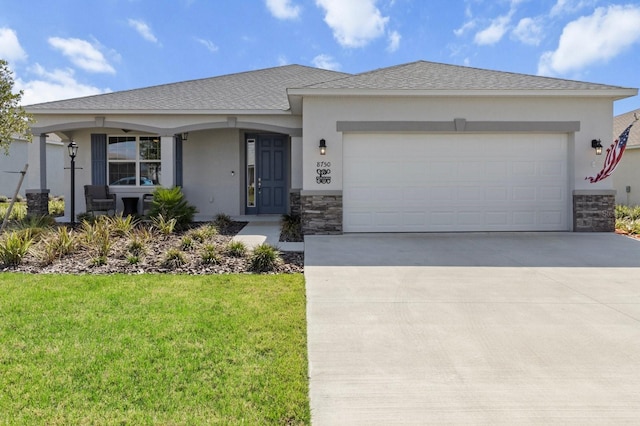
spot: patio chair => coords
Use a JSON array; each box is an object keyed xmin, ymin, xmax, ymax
[{"xmin": 84, "ymin": 185, "xmax": 116, "ymax": 216}]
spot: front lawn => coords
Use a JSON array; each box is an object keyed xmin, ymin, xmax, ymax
[{"xmin": 0, "ymin": 273, "xmax": 309, "ymax": 424}]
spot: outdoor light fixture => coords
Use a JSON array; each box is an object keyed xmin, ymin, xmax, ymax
[
  {"xmin": 67, "ymin": 140, "xmax": 78, "ymax": 159},
  {"xmin": 591, "ymin": 139, "xmax": 603, "ymax": 155},
  {"xmin": 67, "ymin": 140, "xmax": 78, "ymax": 225},
  {"xmin": 319, "ymin": 138, "xmax": 327, "ymax": 155},
  {"xmin": 182, "ymin": 132, "xmax": 189, "ymax": 141}
]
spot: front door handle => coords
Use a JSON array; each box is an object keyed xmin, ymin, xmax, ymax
[{"xmin": 258, "ymin": 178, "xmax": 262, "ymax": 193}]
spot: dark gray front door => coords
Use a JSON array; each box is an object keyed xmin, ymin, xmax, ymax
[{"xmin": 246, "ymin": 135, "xmax": 287, "ymax": 215}]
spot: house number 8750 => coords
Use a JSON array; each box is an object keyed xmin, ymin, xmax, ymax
[{"xmin": 317, "ymin": 161, "xmax": 331, "ymax": 167}]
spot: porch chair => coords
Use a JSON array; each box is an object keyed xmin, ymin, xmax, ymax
[{"xmin": 84, "ymin": 185, "xmax": 116, "ymax": 216}]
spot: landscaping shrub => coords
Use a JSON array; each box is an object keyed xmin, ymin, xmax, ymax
[
  {"xmin": 201, "ymin": 244, "xmax": 221, "ymax": 265},
  {"xmin": 281, "ymin": 213, "xmax": 302, "ymax": 241},
  {"xmin": 615, "ymin": 205, "xmax": 640, "ymax": 235},
  {"xmin": 108, "ymin": 214, "xmax": 139, "ymax": 237},
  {"xmin": 213, "ymin": 213, "xmax": 232, "ymax": 232},
  {"xmin": 0, "ymin": 230, "xmax": 33, "ymax": 266},
  {"xmin": 0, "ymin": 195, "xmax": 8, "ymax": 203},
  {"xmin": 226, "ymin": 240, "xmax": 247, "ymax": 258},
  {"xmin": 48, "ymin": 198, "xmax": 65, "ymax": 216},
  {"xmin": 248, "ymin": 243, "xmax": 282, "ymax": 273},
  {"xmin": 10, "ymin": 215, "xmax": 56, "ymax": 241},
  {"xmin": 180, "ymin": 236, "xmax": 194, "ymax": 251},
  {"xmin": 81, "ymin": 217, "xmax": 112, "ymax": 259},
  {"xmin": 37, "ymin": 226, "xmax": 77, "ymax": 265},
  {"xmin": 127, "ymin": 238, "xmax": 146, "ymax": 258},
  {"xmin": 76, "ymin": 212, "xmax": 94, "ymax": 224},
  {"xmin": 0, "ymin": 202, "xmax": 26, "ymax": 221},
  {"xmin": 151, "ymin": 214, "xmax": 177, "ymax": 236},
  {"xmin": 163, "ymin": 248, "xmax": 186, "ymax": 268},
  {"xmin": 148, "ymin": 187, "xmax": 197, "ymax": 230}
]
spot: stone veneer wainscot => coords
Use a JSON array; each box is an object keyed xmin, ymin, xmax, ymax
[
  {"xmin": 301, "ymin": 190, "xmax": 342, "ymax": 235},
  {"xmin": 26, "ymin": 189, "xmax": 50, "ymax": 217},
  {"xmin": 573, "ymin": 190, "xmax": 616, "ymax": 232}
]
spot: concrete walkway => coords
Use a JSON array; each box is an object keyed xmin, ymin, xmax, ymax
[
  {"xmin": 304, "ymin": 233, "xmax": 640, "ymax": 424},
  {"xmin": 232, "ymin": 215, "xmax": 303, "ymax": 252}
]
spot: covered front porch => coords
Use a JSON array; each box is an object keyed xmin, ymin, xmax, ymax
[{"xmin": 27, "ymin": 115, "xmax": 303, "ymax": 222}]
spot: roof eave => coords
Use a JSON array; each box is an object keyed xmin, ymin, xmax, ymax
[
  {"xmin": 24, "ymin": 108, "xmax": 294, "ymax": 116},
  {"xmin": 286, "ymin": 88, "xmax": 638, "ymax": 100}
]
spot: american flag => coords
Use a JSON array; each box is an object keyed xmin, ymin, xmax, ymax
[{"xmin": 586, "ymin": 120, "xmax": 636, "ymax": 183}]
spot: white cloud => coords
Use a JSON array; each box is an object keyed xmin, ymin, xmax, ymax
[
  {"xmin": 538, "ymin": 4, "xmax": 640, "ymax": 76},
  {"xmin": 315, "ymin": 0, "xmax": 389, "ymax": 48},
  {"xmin": 0, "ymin": 28, "xmax": 27, "ymax": 63},
  {"xmin": 550, "ymin": 0, "xmax": 596, "ymax": 17},
  {"xmin": 16, "ymin": 64, "xmax": 110, "ymax": 105},
  {"xmin": 196, "ymin": 38, "xmax": 219, "ymax": 53},
  {"xmin": 387, "ymin": 30, "xmax": 401, "ymax": 52},
  {"xmin": 474, "ymin": 13, "xmax": 512, "ymax": 45},
  {"xmin": 512, "ymin": 17, "xmax": 543, "ymax": 46},
  {"xmin": 454, "ymin": 20, "xmax": 476, "ymax": 37},
  {"xmin": 312, "ymin": 54, "xmax": 341, "ymax": 70},
  {"xmin": 128, "ymin": 19, "xmax": 159, "ymax": 44},
  {"xmin": 48, "ymin": 37, "xmax": 115, "ymax": 74},
  {"xmin": 277, "ymin": 55, "xmax": 289, "ymax": 66},
  {"xmin": 265, "ymin": 0, "xmax": 301, "ymax": 20}
]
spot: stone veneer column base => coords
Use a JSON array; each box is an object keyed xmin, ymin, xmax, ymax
[
  {"xmin": 573, "ymin": 190, "xmax": 615, "ymax": 232},
  {"xmin": 301, "ymin": 190, "xmax": 342, "ymax": 235},
  {"xmin": 26, "ymin": 189, "xmax": 50, "ymax": 217},
  {"xmin": 289, "ymin": 189, "xmax": 301, "ymax": 216}
]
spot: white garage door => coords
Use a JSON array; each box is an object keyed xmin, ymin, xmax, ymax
[{"xmin": 343, "ymin": 133, "xmax": 569, "ymax": 232}]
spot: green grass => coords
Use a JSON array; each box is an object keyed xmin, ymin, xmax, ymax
[{"xmin": 0, "ymin": 273, "xmax": 309, "ymax": 425}]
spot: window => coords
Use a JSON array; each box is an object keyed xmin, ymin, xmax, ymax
[{"xmin": 108, "ymin": 136, "xmax": 161, "ymax": 186}]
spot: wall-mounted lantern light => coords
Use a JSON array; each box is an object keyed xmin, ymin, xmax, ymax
[
  {"xmin": 319, "ymin": 138, "xmax": 327, "ymax": 155},
  {"xmin": 182, "ymin": 132, "xmax": 189, "ymax": 141},
  {"xmin": 591, "ymin": 139, "xmax": 603, "ymax": 155}
]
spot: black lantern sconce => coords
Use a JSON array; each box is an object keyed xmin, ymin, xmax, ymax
[
  {"xmin": 591, "ymin": 139, "xmax": 603, "ymax": 155},
  {"xmin": 319, "ymin": 138, "xmax": 327, "ymax": 155}
]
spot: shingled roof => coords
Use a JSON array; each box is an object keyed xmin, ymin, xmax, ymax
[
  {"xmin": 614, "ymin": 108, "xmax": 640, "ymax": 148},
  {"xmin": 301, "ymin": 61, "xmax": 632, "ymax": 92},
  {"xmin": 25, "ymin": 65, "xmax": 350, "ymax": 112},
  {"xmin": 26, "ymin": 61, "xmax": 635, "ymax": 114}
]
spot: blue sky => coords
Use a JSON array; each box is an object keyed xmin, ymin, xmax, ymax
[{"xmin": 1, "ymin": 0, "xmax": 639, "ymax": 115}]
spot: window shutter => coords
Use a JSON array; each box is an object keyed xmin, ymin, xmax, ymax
[
  {"xmin": 91, "ymin": 134, "xmax": 107, "ymax": 185},
  {"xmin": 175, "ymin": 134, "xmax": 183, "ymax": 187}
]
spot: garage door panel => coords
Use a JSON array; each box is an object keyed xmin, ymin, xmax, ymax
[
  {"xmin": 343, "ymin": 133, "xmax": 568, "ymax": 232},
  {"xmin": 540, "ymin": 186, "xmax": 564, "ymax": 201}
]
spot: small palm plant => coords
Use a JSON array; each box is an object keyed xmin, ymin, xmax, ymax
[{"xmin": 147, "ymin": 187, "xmax": 197, "ymax": 231}]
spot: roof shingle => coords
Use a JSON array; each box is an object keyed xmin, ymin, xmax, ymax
[
  {"xmin": 303, "ymin": 60, "xmax": 632, "ymax": 91},
  {"xmin": 26, "ymin": 65, "xmax": 350, "ymax": 112}
]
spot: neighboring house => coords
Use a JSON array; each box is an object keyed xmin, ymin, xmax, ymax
[
  {"xmin": 24, "ymin": 61, "xmax": 637, "ymax": 233},
  {"xmin": 612, "ymin": 108, "xmax": 640, "ymax": 206},
  {"xmin": 0, "ymin": 135, "xmax": 64, "ymax": 198}
]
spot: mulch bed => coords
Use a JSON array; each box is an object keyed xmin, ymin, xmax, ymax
[{"xmin": 3, "ymin": 222, "xmax": 304, "ymax": 275}]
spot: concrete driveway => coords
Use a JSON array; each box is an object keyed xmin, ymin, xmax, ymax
[{"xmin": 304, "ymin": 233, "xmax": 640, "ymax": 425}]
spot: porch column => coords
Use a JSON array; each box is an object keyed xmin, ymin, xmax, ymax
[
  {"xmin": 161, "ymin": 135, "xmax": 175, "ymax": 187},
  {"xmin": 25, "ymin": 134, "xmax": 50, "ymax": 216},
  {"xmin": 26, "ymin": 134, "xmax": 47, "ymax": 190},
  {"xmin": 290, "ymin": 136, "xmax": 303, "ymax": 215}
]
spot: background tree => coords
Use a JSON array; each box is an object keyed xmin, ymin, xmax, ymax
[{"xmin": 0, "ymin": 59, "xmax": 33, "ymax": 154}]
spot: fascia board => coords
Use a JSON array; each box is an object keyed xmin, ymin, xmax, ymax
[
  {"xmin": 286, "ymin": 88, "xmax": 638, "ymax": 100},
  {"xmin": 25, "ymin": 108, "xmax": 293, "ymax": 116}
]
